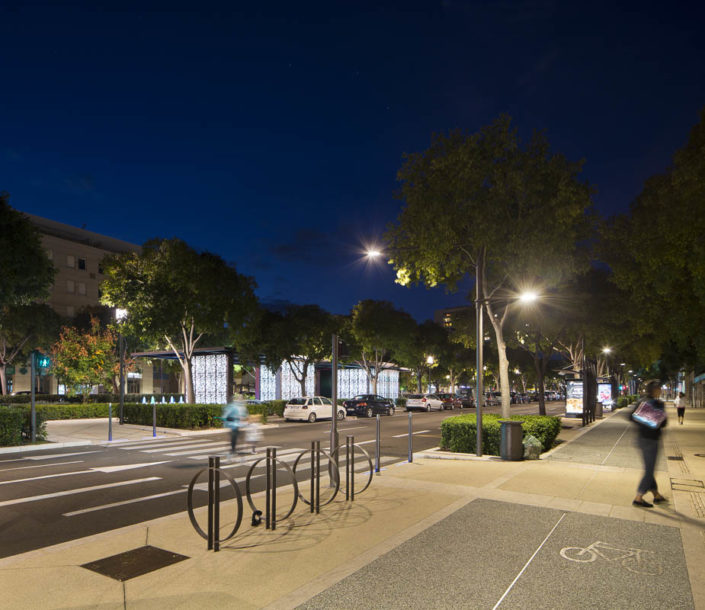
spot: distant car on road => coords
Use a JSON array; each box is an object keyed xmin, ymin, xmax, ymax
[
  {"xmin": 343, "ymin": 394, "xmax": 395, "ymax": 418},
  {"xmin": 436, "ymin": 393, "xmax": 460, "ymax": 409},
  {"xmin": 284, "ymin": 396, "xmax": 346, "ymax": 423},
  {"xmin": 405, "ymin": 393, "xmax": 444, "ymax": 411}
]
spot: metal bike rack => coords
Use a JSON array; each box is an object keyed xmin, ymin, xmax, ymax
[
  {"xmin": 186, "ymin": 455, "xmax": 243, "ymax": 552},
  {"xmin": 292, "ymin": 441, "xmax": 340, "ymax": 511},
  {"xmin": 188, "ymin": 438, "xmax": 376, "ymax": 550},
  {"xmin": 245, "ymin": 447, "xmax": 299, "ymax": 531}
]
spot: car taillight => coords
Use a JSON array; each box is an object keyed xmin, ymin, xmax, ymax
[{"xmin": 358, "ymin": 402, "xmax": 367, "ymax": 406}]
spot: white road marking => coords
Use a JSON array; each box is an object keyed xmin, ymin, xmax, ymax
[
  {"xmin": 0, "ymin": 461, "xmax": 170, "ymax": 485},
  {"xmin": 601, "ymin": 422, "xmax": 631, "ymax": 465},
  {"xmin": 164, "ymin": 443, "xmax": 231, "ymax": 456},
  {"xmin": 0, "ymin": 460, "xmax": 83, "ymax": 473},
  {"xmin": 139, "ymin": 440, "xmax": 229, "ymax": 453},
  {"xmin": 0, "ymin": 477, "xmax": 161, "ymax": 508},
  {"xmin": 188, "ymin": 447, "xmax": 302, "ymax": 462},
  {"xmin": 63, "ymin": 489, "xmax": 186, "ymax": 516},
  {"xmin": 392, "ymin": 429, "xmax": 431, "ymax": 438},
  {"xmin": 28, "ymin": 451, "xmax": 102, "ymax": 461},
  {"xmin": 493, "ymin": 513, "xmax": 566, "ymax": 609},
  {"xmin": 90, "ymin": 461, "xmax": 170, "ymax": 473}
]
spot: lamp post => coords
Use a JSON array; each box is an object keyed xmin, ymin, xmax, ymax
[
  {"xmin": 475, "ymin": 287, "xmax": 540, "ymax": 457},
  {"xmin": 425, "ymin": 355, "xmax": 434, "ymax": 393},
  {"xmin": 115, "ymin": 308, "xmax": 127, "ymax": 425}
]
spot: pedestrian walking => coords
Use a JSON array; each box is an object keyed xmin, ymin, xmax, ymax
[
  {"xmin": 221, "ymin": 400, "xmax": 249, "ymax": 459},
  {"xmin": 631, "ymin": 379, "xmax": 668, "ymax": 508},
  {"xmin": 674, "ymin": 391, "xmax": 686, "ymax": 424}
]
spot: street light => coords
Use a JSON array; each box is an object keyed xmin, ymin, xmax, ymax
[
  {"xmin": 366, "ymin": 248, "xmax": 382, "ymax": 259},
  {"xmin": 475, "ymin": 288, "xmax": 540, "ymax": 457},
  {"xmin": 115, "ymin": 308, "xmax": 127, "ymax": 425}
]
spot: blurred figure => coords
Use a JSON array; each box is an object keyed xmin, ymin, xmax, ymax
[
  {"xmin": 222, "ymin": 400, "xmax": 249, "ymax": 458},
  {"xmin": 631, "ymin": 380, "xmax": 668, "ymax": 508},
  {"xmin": 674, "ymin": 391, "xmax": 686, "ymax": 424}
]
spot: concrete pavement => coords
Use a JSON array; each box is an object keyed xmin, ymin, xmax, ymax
[{"xmin": 0, "ymin": 404, "xmax": 703, "ymax": 609}]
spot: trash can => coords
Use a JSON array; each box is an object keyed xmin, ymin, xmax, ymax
[
  {"xmin": 595, "ymin": 401, "xmax": 603, "ymax": 419},
  {"xmin": 499, "ymin": 420, "xmax": 524, "ymax": 461}
]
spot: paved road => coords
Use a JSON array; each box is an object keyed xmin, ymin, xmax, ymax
[{"xmin": 0, "ymin": 403, "xmax": 563, "ymax": 558}]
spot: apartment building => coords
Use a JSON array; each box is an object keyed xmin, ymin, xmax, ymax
[{"xmin": 10, "ymin": 214, "xmax": 144, "ymax": 394}]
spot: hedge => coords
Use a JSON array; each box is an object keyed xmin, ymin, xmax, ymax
[
  {"xmin": 440, "ymin": 414, "xmax": 562, "ymax": 456},
  {"xmin": 0, "ymin": 406, "xmax": 48, "ymax": 446},
  {"xmin": 0, "ymin": 393, "xmax": 185, "ymax": 405},
  {"xmin": 0, "ymin": 407, "xmax": 24, "ymax": 446}
]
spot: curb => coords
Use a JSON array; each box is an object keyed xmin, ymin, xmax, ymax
[{"xmin": 0, "ymin": 440, "xmax": 93, "ymax": 455}]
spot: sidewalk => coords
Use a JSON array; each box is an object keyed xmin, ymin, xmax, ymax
[{"xmin": 1, "ymin": 407, "xmax": 703, "ymax": 609}]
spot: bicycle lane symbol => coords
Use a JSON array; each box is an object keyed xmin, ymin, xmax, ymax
[{"xmin": 560, "ymin": 541, "xmax": 663, "ymax": 575}]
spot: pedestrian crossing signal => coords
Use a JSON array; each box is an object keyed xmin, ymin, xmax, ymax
[{"xmin": 36, "ymin": 353, "xmax": 51, "ymax": 368}]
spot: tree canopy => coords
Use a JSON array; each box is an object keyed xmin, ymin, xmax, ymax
[
  {"xmin": 0, "ymin": 193, "xmax": 55, "ymax": 309},
  {"xmin": 347, "ymin": 300, "xmax": 415, "ymax": 394},
  {"xmin": 100, "ymin": 238, "xmax": 258, "ymax": 403},
  {"xmin": 386, "ymin": 115, "xmax": 594, "ymax": 416}
]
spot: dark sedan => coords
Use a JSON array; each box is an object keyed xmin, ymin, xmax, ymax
[{"xmin": 343, "ymin": 394, "xmax": 396, "ymax": 417}]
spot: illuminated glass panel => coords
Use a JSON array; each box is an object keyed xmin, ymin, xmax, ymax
[
  {"xmin": 260, "ymin": 365, "xmax": 277, "ymax": 401},
  {"xmin": 281, "ymin": 360, "xmax": 315, "ymax": 399},
  {"xmin": 192, "ymin": 354, "xmax": 228, "ymax": 404}
]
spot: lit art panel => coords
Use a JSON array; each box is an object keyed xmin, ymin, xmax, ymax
[
  {"xmin": 260, "ymin": 365, "xmax": 277, "ymax": 401},
  {"xmin": 193, "ymin": 354, "xmax": 228, "ymax": 404},
  {"xmin": 338, "ymin": 367, "xmax": 369, "ymax": 399},
  {"xmin": 282, "ymin": 361, "xmax": 315, "ymax": 399},
  {"xmin": 378, "ymin": 369, "xmax": 400, "ymax": 399}
]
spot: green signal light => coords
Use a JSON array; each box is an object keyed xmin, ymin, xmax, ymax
[{"xmin": 36, "ymin": 354, "xmax": 51, "ymax": 368}]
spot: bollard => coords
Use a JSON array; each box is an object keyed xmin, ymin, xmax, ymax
[
  {"xmin": 350, "ymin": 435, "xmax": 355, "ymax": 501},
  {"xmin": 213, "ymin": 456, "xmax": 221, "ymax": 551},
  {"xmin": 315, "ymin": 440, "xmax": 321, "ymax": 514},
  {"xmin": 152, "ymin": 404, "xmax": 157, "ymax": 437},
  {"xmin": 271, "ymin": 447, "xmax": 277, "ymax": 531},
  {"xmin": 108, "ymin": 403, "xmax": 112, "ymax": 442},
  {"xmin": 309, "ymin": 442, "xmax": 315, "ymax": 513},
  {"xmin": 207, "ymin": 456, "xmax": 215, "ymax": 550},
  {"xmin": 375, "ymin": 414, "xmax": 381, "ymax": 473},
  {"xmin": 266, "ymin": 448, "xmax": 271, "ymax": 529},
  {"xmin": 408, "ymin": 411, "xmax": 413, "ymax": 463},
  {"xmin": 345, "ymin": 436, "xmax": 351, "ymax": 501}
]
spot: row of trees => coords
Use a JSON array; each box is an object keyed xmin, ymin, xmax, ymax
[
  {"xmin": 386, "ymin": 110, "xmax": 705, "ymax": 416},
  {"xmin": 2, "ymin": 108, "xmax": 702, "ymax": 407}
]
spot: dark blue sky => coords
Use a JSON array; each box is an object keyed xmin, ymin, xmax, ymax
[{"xmin": 2, "ymin": 1, "xmax": 704, "ymax": 320}]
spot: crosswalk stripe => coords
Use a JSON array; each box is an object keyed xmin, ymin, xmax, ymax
[
  {"xmin": 164, "ymin": 443, "xmax": 231, "ymax": 456},
  {"xmin": 191, "ymin": 447, "xmax": 304, "ymax": 463},
  {"xmin": 116, "ymin": 438, "xmax": 221, "ymax": 450},
  {"xmin": 0, "ymin": 460, "xmax": 84, "ymax": 473},
  {"xmin": 0, "ymin": 477, "xmax": 161, "ymax": 508},
  {"xmin": 138, "ymin": 440, "xmax": 229, "ymax": 453}
]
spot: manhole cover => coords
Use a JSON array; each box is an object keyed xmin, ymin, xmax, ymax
[{"xmin": 81, "ymin": 545, "xmax": 189, "ymax": 581}]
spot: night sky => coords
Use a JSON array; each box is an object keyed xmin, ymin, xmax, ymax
[{"xmin": 2, "ymin": 1, "xmax": 704, "ymax": 321}]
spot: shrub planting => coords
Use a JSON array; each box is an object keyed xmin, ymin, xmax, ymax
[{"xmin": 441, "ymin": 413, "xmax": 562, "ymax": 455}]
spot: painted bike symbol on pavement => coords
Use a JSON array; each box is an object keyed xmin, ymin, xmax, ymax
[{"xmin": 560, "ymin": 541, "xmax": 663, "ymax": 575}]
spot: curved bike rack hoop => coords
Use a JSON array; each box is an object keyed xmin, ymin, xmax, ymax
[
  {"xmin": 292, "ymin": 441, "xmax": 340, "ymax": 510},
  {"xmin": 187, "ymin": 457, "xmax": 243, "ymax": 551},
  {"xmin": 245, "ymin": 448, "xmax": 299, "ymax": 527}
]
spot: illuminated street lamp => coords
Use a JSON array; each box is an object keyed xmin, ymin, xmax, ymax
[{"xmin": 366, "ymin": 248, "xmax": 382, "ymax": 259}]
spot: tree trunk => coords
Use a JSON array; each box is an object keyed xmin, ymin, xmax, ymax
[
  {"xmin": 534, "ymin": 353, "xmax": 546, "ymax": 415},
  {"xmin": 416, "ymin": 368, "xmax": 422, "ymax": 393},
  {"xmin": 0, "ymin": 364, "xmax": 6, "ymax": 395},
  {"xmin": 496, "ymin": 340, "xmax": 511, "ymax": 418},
  {"xmin": 183, "ymin": 357, "xmax": 195, "ymax": 404}
]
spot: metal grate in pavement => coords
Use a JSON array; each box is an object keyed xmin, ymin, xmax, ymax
[
  {"xmin": 81, "ymin": 545, "xmax": 189, "ymax": 581},
  {"xmin": 671, "ymin": 478, "xmax": 705, "ymax": 493}
]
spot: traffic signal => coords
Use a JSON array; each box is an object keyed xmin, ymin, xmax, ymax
[{"xmin": 36, "ymin": 353, "xmax": 51, "ymax": 369}]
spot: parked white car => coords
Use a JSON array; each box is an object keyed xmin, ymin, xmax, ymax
[
  {"xmin": 283, "ymin": 396, "xmax": 346, "ymax": 423},
  {"xmin": 405, "ymin": 393, "xmax": 444, "ymax": 412}
]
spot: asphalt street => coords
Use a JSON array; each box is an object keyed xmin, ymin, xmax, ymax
[{"xmin": 0, "ymin": 402, "xmax": 565, "ymax": 559}]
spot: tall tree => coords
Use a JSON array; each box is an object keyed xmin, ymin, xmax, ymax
[
  {"xmin": 100, "ymin": 238, "xmax": 258, "ymax": 403},
  {"xmin": 258, "ymin": 304, "xmax": 337, "ymax": 396},
  {"xmin": 0, "ymin": 303, "xmax": 61, "ymax": 394},
  {"xmin": 347, "ymin": 300, "xmax": 415, "ymax": 394},
  {"xmin": 50, "ymin": 317, "xmax": 119, "ymax": 401},
  {"xmin": 601, "ymin": 107, "xmax": 705, "ymax": 367},
  {"xmin": 387, "ymin": 116, "xmax": 593, "ymax": 416},
  {"xmin": 396, "ymin": 320, "xmax": 449, "ymax": 392},
  {"xmin": 0, "ymin": 193, "xmax": 55, "ymax": 309}
]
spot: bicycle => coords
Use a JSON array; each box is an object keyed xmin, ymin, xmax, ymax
[{"xmin": 560, "ymin": 540, "xmax": 663, "ymax": 575}]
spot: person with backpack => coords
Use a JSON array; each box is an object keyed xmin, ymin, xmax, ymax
[{"xmin": 631, "ymin": 380, "xmax": 668, "ymax": 508}]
